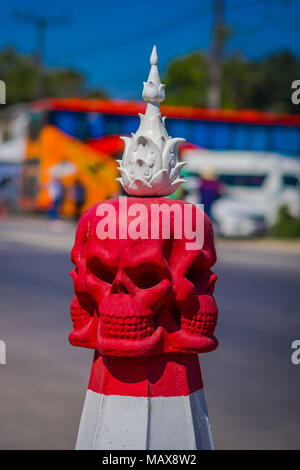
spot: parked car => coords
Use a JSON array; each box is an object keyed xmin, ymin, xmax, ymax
[{"xmin": 182, "ymin": 150, "xmax": 300, "ymax": 237}]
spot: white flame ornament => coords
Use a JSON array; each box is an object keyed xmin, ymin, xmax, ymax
[{"xmin": 117, "ymin": 46, "xmax": 186, "ymax": 196}]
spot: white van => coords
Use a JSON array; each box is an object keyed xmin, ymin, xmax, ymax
[{"xmin": 183, "ymin": 150, "xmax": 300, "ymax": 236}]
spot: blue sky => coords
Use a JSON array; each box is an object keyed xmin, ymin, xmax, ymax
[{"xmin": 0, "ymin": 0, "xmax": 299, "ymax": 98}]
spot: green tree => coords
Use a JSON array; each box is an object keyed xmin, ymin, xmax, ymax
[
  {"xmin": 0, "ymin": 47, "xmax": 38, "ymax": 103},
  {"xmin": 44, "ymin": 68, "xmax": 85, "ymax": 97},
  {"xmin": 222, "ymin": 52, "xmax": 300, "ymax": 113},
  {"xmin": 0, "ymin": 46, "xmax": 106, "ymax": 105},
  {"xmin": 221, "ymin": 55, "xmax": 262, "ymax": 110},
  {"xmin": 163, "ymin": 52, "xmax": 209, "ymax": 107},
  {"xmin": 257, "ymin": 52, "xmax": 300, "ymax": 113},
  {"xmin": 163, "ymin": 49, "xmax": 300, "ymax": 113}
]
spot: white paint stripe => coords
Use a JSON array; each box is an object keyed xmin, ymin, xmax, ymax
[
  {"xmin": 76, "ymin": 389, "xmax": 214, "ymax": 450},
  {"xmin": 189, "ymin": 388, "xmax": 214, "ymax": 450},
  {"xmin": 75, "ymin": 389, "xmax": 99, "ymax": 450}
]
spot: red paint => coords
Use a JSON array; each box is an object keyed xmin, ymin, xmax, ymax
[
  {"xmin": 70, "ymin": 198, "xmax": 218, "ymax": 357},
  {"xmin": 86, "ymin": 135, "xmax": 124, "ymax": 156},
  {"xmin": 88, "ymin": 352, "xmax": 203, "ymax": 397},
  {"xmin": 32, "ymin": 97, "xmax": 300, "ymax": 126}
]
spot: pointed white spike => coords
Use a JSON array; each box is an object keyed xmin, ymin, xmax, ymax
[
  {"xmin": 120, "ymin": 136, "xmax": 131, "ymax": 144},
  {"xmin": 171, "ymin": 178, "xmax": 186, "ymax": 185},
  {"xmin": 117, "ymin": 46, "xmax": 186, "ymax": 196},
  {"xmin": 142, "ymin": 45, "xmax": 165, "ymax": 104},
  {"xmin": 150, "ymin": 45, "xmax": 158, "ymax": 65},
  {"xmin": 115, "ymin": 177, "xmax": 124, "ymax": 186}
]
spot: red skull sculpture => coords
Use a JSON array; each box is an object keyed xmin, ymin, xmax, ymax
[{"xmin": 70, "ymin": 198, "xmax": 218, "ymax": 357}]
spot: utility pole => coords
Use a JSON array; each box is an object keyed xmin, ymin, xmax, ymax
[
  {"xmin": 208, "ymin": 0, "xmax": 225, "ymax": 109},
  {"xmin": 13, "ymin": 12, "xmax": 69, "ymax": 98}
]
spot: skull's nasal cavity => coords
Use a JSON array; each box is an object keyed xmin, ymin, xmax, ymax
[{"xmin": 111, "ymin": 280, "xmax": 129, "ymax": 295}]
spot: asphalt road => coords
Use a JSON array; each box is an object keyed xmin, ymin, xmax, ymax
[{"xmin": 0, "ymin": 217, "xmax": 300, "ymax": 449}]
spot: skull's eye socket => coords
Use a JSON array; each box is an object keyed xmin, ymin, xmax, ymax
[
  {"xmin": 186, "ymin": 264, "xmax": 199, "ymax": 285},
  {"xmin": 125, "ymin": 263, "xmax": 166, "ymax": 289},
  {"xmin": 76, "ymin": 292, "xmax": 95, "ymax": 312},
  {"xmin": 88, "ymin": 257, "xmax": 116, "ymax": 284},
  {"xmin": 186, "ymin": 265, "xmax": 216, "ymax": 294}
]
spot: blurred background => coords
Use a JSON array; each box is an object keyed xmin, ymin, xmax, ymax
[{"xmin": 0, "ymin": 0, "xmax": 300, "ymax": 450}]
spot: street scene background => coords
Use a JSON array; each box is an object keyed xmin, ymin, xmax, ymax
[{"xmin": 1, "ymin": 218, "xmax": 300, "ymax": 449}]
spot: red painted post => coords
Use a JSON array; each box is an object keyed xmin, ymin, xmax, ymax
[{"xmin": 69, "ymin": 47, "xmax": 219, "ymax": 450}]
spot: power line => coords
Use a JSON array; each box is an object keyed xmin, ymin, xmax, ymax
[
  {"xmin": 53, "ymin": 0, "xmax": 289, "ymax": 62},
  {"xmin": 208, "ymin": 0, "xmax": 226, "ymax": 109},
  {"xmin": 13, "ymin": 12, "xmax": 70, "ymax": 98},
  {"xmin": 15, "ymin": 0, "xmax": 291, "ymax": 98},
  {"xmin": 226, "ymin": 0, "xmax": 290, "ymax": 9},
  {"xmin": 54, "ymin": 6, "xmax": 211, "ymax": 60},
  {"xmin": 13, "ymin": 12, "xmax": 69, "ymax": 65}
]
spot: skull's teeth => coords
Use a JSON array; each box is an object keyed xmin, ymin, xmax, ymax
[
  {"xmin": 182, "ymin": 313, "xmax": 217, "ymax": 335},
  {"xmin": 71, "ymin": 306, "xmax": 91, "ymax": 328},
  {"xmin": 101, "ymin": 315, "xmax": 154, "ymax": 339}
]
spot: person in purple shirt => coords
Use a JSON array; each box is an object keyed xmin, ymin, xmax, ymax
[{"xmin": 199, "ymin": 168, "xmax": 224, "ymax": 220}]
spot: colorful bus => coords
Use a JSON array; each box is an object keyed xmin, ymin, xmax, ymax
[{"xmin": 22, "ymin": 98, "xmax": 300, "ymax": 216}]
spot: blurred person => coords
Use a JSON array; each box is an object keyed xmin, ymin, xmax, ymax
[
  {"xmin": 47, "ymin": 177, "xmax": 64, "ymax": 223},
  {"xmin": 72, "ymin": 179, "xmax": 86, "ymax": 220},
  {"xmin": 199, "ymin": 167, "xmax": 224, "ymax": 220}
]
